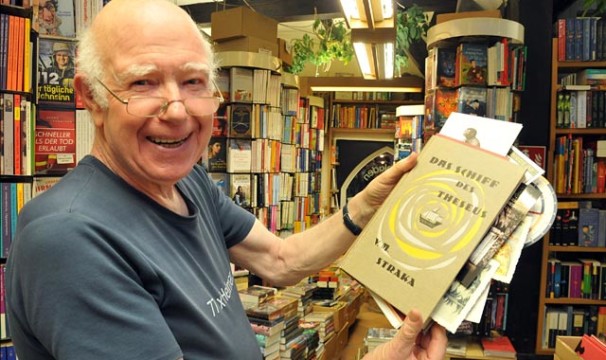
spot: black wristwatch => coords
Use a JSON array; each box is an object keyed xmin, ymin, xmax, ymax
[{"xmin": 343, "ymin": 202, "xmax": 363, "ymax": 235}]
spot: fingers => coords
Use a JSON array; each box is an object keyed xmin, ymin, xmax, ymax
[{"xmin": 382, "ymin": 152, "xmax": 418, "ymax": 184}]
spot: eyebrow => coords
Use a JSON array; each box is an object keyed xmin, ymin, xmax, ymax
[{"xmin": 114, "ymin": 62, "xmax": 212, "ymax": 84}]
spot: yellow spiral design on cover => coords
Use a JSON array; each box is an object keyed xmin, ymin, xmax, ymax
[{"xmin": 380, "ymin": 169, "xmax": 486, "ymax": 270}]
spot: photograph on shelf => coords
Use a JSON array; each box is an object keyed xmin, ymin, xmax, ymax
[{"xmin": 37, "ymin": 37, "xmax": 77, "ymax": 107}]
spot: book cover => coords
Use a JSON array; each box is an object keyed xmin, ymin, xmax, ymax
[
  {"xmin": 209, "ymin": 172, "xmax": 228, "ymax": 196},
  {"xmin": 229, "ymin": 67, "xmax": 253, "ymax": 103},
  {"xmin": 206, "ymin": 136, "xmax": 227, "ymax": 173},
  {"xmin": 457, "ymin": 43, "xmax": 488, "ymax": 86},
  {"xmin": 339, "ymin": 134, "xmax": 525, "ymax": 323},
  {"xmin": 436, "ymin": 47, "xmax": 456, "ymax": 88},
  {"xmin": 229, "ymin": 103, "xmax": 252, "ymax": 138},
  {"xmin": 433, "ymin": 88, "xmax": 458, "ymax": 128},
  {"xmin": 579, "ymin": 207, "xmax": 600, "ymax": 247},
  {"xmin": 229, "ymin": 173, "xmax": 251, "ymax": 209},
  {"xmin": 37, "ymin": 37, "xmax": 76, "ymax": 107},
  {"xmin": 226, "ymin": 139, "xmax": 252, "ymax": 173},
  {"xmin": 456, "ymin": 86, "xmax": 487, "ymax": 117},
  {"xmin": 212, "ymin": 104, "xmax": 229, "ymax": 137},
  {"xmin": 36, "ymin": 0, "xmax": 76, "ymax": 38},
  {"xmin": 35, "ymin": 107, "xmax": 76, "ymax": 175}
]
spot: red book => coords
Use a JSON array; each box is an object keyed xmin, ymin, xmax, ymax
[{"xmin": 481, "ymin": 336, "xmax": 516, "ymax": 358}]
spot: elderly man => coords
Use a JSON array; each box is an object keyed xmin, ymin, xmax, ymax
[{"xmin": 6, "ymin": 0, "xmax": 446, "ymax": 359}]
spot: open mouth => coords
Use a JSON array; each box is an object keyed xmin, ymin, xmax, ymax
[{"xmin": 147, "ymin": 135, "xmax": 189, "ymax": 148}]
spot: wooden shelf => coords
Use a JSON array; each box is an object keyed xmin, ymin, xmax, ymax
[
  {"xmin": 426, "ymin": 17, "xmax": 524, "ymax": 48},
  {"xmin": 547, "ymin": 245, "xmax": 606, "ymax": 252},
  {"xmin": 330, "ymin": 99, "xmax": 420, "ymax": 105},
  {"xmin": 543, "ymin": 298, "xmax": 606, "ymax": 305}
]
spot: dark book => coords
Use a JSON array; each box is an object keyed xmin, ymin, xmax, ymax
[
  {"xmin": 456, "ymin": 86, "xmax": 487, "ymax": 117},
  {"xmin": 207, "ymin": 137, "xmax": 227, "ymax": 172},
  {"xmin": 436, "ymin": 47, "xmax": 456, "ymax": 88},
  {"xmin": 579, "ymin": 207, "xmax": 600, "ymax": 247},
  {"xmin": 229, "ymin": 103, "xmax": 252, "ymax": 138}
]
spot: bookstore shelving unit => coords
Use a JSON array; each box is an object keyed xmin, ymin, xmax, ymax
[
  {"xmin": 535, "ymin": 38, "xmax": 606, "ymax": 356},
  {"xmin": 424, "ymin": 16, "xmax": 527, "ymax": 341},
  {"xmin": 1, "ymin": 4, "xmax": 37, "ymax": 349}
]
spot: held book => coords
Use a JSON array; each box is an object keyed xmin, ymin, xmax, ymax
[{"xmin": 339, "ymin": 134, "xmax": 525, "ymax": 323}]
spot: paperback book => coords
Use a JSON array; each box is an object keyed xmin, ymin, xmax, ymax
[{"xmin": 339, "ymin": 133, "xmax": 526, "ymax": 324}]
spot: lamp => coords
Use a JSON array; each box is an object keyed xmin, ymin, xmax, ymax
[
  {"xmin": 351, "ymin": 26, "xmax": 396, "ymax": 80},
  {"xmin": 339, "ymin": 0, "xmax": 395, "ymax": 29},
  {"xmin": 340, "ymin": 0, "xmax": 397, "ymax": 80}
]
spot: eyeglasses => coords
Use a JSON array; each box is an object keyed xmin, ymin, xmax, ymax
[{"xmin": 95, "ymin": 78, "xmax": 224, "ymax": 118}]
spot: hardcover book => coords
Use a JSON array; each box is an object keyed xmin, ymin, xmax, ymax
[
  {"xmin": 229, "ymin": 103, "xmax": 252, "ymax": 138},
  {"xmin": 457, "ymin": 43, "xmax": 488, "ymax": 86},
  {"xmin": 436, "ymin": 47, "xmax": 457, "ymax": 88},
  {"xmin": 35, "ymin": 108, "xmax": 77, "ymax": 175},
  {"xmin": 456, "ymin": 86, "xmax": 487, "ymax": 117},
  {"xmin": 339, "ymin": 134, "xmax": 525, "ymax": 323}
]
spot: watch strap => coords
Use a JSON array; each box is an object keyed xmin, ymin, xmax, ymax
[{"xmin": 343, "ymin": 202, "xmax": 363, "ymax": 235}]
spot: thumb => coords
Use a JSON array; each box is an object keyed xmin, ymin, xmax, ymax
[{"xmin": 398, "ymin": 309, "xmax": 424, "ymax": 342}]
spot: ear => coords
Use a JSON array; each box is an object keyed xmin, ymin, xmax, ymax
[{"xmin": 74, "ymin": 74, "xmax": 102, "ymax": 113}]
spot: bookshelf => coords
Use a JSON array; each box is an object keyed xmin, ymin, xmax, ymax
[
  {"xmin": 535, "ymin": 38, "xmax": 606, "ymax": 356},
  {"xmin": 211, "ymin": 51, "xmax": 325, "ymax": 236}
]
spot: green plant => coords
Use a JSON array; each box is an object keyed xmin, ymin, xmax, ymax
[
  {"xmin": 395, "ymin": 5, "xmax": 430, "ymax": 77},
  {"xmin": 287, "ymin": 5, "xmax": 429, "ymax": 77},
  {"xmin": 582, "ymin": 0, "xmax": 606, "ymax": 15},
  {"xmin": 288, "ymin": 19, "xmax": 354, "ymax": 75}
]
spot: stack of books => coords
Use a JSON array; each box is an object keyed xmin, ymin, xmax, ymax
[{"xmin": 364, "ymin": 328, "xmax": 398, "ymax": 353}]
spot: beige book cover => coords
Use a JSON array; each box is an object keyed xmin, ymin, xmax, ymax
[{"xmin": 339, "ymin": 134, "xmax": 525, "ymax": 322}]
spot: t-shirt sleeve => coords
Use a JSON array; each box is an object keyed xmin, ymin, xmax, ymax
[
  {"xmin": 193, "ymin": 167, "xmax": 255, "ymax": 248},
  {"xmin": 7, "ymin": 214, "xmax": 183, "ymax": 360}
]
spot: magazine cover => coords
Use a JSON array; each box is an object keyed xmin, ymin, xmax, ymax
[
  {"xmin": 36, "ymin": 0, "xmax": 76, "ymax": 38},
  {"xmin": 38, "ymin": 37, "xmax": 76, "ymax": 106}
]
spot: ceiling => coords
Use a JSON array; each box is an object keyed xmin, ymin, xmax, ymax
[{"xmin": 179, "ymin": 0, "xmax": 582, "ymax": 78}]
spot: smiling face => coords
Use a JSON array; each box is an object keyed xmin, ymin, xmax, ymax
[{"xmin": 84, "ymin": 0, "xmax": 214, "ymax": 195}]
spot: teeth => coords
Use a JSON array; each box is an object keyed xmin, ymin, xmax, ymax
[{"xmin": 148, "ymin": 137, "xmax": 187, "ymax": 145}]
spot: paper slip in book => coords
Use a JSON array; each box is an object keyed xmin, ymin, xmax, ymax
[
  {"xmin": 439, "ymin": 112, "xmax": 522, "ymax": 156},
  {"xmin": 339, "ymin": 134, "xmax": 526, "ymax": 324}
]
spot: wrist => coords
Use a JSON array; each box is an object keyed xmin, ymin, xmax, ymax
[{"xmin": 343, "ymin": 202, "xmax": 363, "ymax": 235}]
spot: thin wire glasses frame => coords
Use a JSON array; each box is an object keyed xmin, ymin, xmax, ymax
[{"xmin": 95, "ymin": 77, "xmax": 225, "ymax": 118}]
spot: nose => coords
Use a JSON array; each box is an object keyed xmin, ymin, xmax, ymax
[{"xmin": 158, "ymin": 100, "xmax": 188, "ymax": 120}]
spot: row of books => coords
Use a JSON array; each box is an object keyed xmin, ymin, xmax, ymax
[
  {"xmin": 560, "ymin": 68, "xmax": 606, "ymax": 87},
  {"xmin": 556, "ymin": 17, "xmax": 606, "ymax": 62},
  {"xmin": 545, "ymin": 258, "xmax": 606, "ymax": 300},
  {"xmin": 206, "ymin": 138, "xmax": 322, "ymax": 175},
  {"xmin": 425, "ymin": 40, "xmax": 527, "ymax": 91},
  {"xmin": 1, "ymin": 181, "xmax": 32, "ymax": 258},
  {"xmin": 553, "ymin": 136, "xmax": 606, "ymax": 195},
  {"xmin": 0, "ymin": 11, "xmax": 33, "ymax": 92},
  {"xmin": 543, "ymin": 305, "xmax": 606, "ymax": 349},
  {"xmin": 424, "ymin": 87, "xmax": 521, "ymax": 128},
  {"xmin": 218, "ymin": 68, "xmax": 281, "ymax": 107},
  {"xmin": 1, "ymin": 263, "xmax": 7, "ymax": 340},
  {"xmin": 333, "ymin": 91, "xmax": 394, "ymax": 101},
  {"xmin": 0, "ymin": 342, "xmax": 16, "ymax": 360},
  {"xmin": 551, "ymin": 202, "xmax": 606, "ymax": 247},
  {"xmin": 556, "ymin": 90, "xmax": 606, "ymax": 129}
]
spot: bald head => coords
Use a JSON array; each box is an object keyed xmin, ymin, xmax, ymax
[{"xmin": 76, "ymin": 0, "xmax": 215, "ymax": 107}]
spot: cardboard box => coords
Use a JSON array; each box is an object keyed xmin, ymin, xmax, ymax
[
  {"xmin": 555, "ymin": 336, "xmax": 583, "ymax": 360},
  {"xmin": 436, "ymin": 10, "xmax": 502, "ymax": 24},
  {"xmin": 211, "ymin": 7, "xmax": 278, "ymax": 42},
  {"xmin": 277, "ymin": 38, "xmax": 293, "ymax": 66},
  {"xmin": 213, "ymin": 36, "xmax": 279, "ymax": 56}
]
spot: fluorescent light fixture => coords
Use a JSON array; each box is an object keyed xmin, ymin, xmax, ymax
[
  {"xmin": 351, "ymin": 28, "xmax": 396, "ymax": 80},
  {"xmin": 306, "ymin": 77, "xmax": 424, "ymax": 93},
  {"xmin": 176, "ymin": 0, "xmax": 221, "ymax": 5},
  {"xmin": 339, "ymin": 0, "xmax": 395, "ymax": 29}
]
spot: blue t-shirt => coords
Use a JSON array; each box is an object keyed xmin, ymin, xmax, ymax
[{"xmin": 6, "ymin": 156, "xmax": 261, "ymax": 359}]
